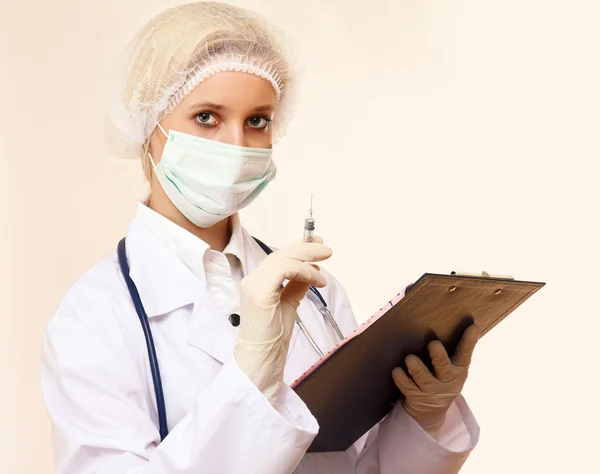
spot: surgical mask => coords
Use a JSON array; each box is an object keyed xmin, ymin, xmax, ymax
[{"xmin": 147, "ymin": 123, "xmax": 276, "ymax": 228}]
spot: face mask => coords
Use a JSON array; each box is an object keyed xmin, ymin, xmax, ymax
[{"xmin": 147, "ymin": 123, "xmax": 276, "ymax": 228}]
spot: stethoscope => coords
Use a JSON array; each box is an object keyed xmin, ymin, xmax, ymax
[{"xmin": 117, "ymin": 236, "xmax": 344, "ymax": 441}]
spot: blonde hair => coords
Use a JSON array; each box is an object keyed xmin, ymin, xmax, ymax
[{"xmin": 103, "ymin": 1, "xmax": 298, "ymax": 171}]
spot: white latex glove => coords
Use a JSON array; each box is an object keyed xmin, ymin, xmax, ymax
[
  {"xmin": 392, "ymin": 324, "xmax": 480, "ymax": 436},
  {"xmin": 234, "ymin": 237, "xmax": 333, "ymax": 404}
]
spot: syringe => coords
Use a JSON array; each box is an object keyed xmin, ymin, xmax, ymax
[{"xmin": 303, "ymin": 194, "xmax": 315, "ymax": 243}]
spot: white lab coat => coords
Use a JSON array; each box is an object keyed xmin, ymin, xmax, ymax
[{"xmin": 41, "ymin": 216, "xmax": 480, "ymax": 474}]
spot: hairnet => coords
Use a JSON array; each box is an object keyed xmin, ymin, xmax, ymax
[{"xmin": 103, "ymin": 1, "xmax": 299, "ymax": 160}]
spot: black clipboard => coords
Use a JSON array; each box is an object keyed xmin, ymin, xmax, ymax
[{"xmin": 292, "ymin": 272, "xmax": 545, "ymax": 453}]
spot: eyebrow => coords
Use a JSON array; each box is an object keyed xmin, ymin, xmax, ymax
[
  {"xmin": 189, "ymin": 102, "xmax": 274, "ymax": 112},
  {"xmin": 190, "ymin": 101, "xmax": 227, "ymax": 110},
  {"xmin": 252, "ymin": 104, "xmax": 274, "ymax": 112}
]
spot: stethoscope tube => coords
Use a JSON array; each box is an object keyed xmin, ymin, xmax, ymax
[
  {"xmin": 252, "ymin": 238, "xmax": 343, "ymax": 357},
  {"xmin": 117, "ymin": 238, "xmax": 169, "ymax": 441},
  {"xmin": 118, "ymin": 236, "xmax": 343, "ymax": 443}
]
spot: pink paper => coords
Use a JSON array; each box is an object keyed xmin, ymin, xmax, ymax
[{"xmin": 290, "ymin": 286, "xmax": 408, "ymax": 389}]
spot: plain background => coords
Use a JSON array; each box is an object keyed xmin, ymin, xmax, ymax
[{"xmin": 2, "ymin": 0, "xmax": 599, "ymax": 472}]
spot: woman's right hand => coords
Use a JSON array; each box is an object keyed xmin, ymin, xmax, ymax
[{"xmin": 234, "ymin": 237, "xmax": 333, "ymax": 404}]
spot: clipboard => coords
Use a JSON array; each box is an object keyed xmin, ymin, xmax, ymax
[{"xmin": 291, "ymin": 272, "xmax": 545, "ymax": 453}]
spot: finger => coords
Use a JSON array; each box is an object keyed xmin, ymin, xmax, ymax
[
  {"xmin": 405, "ymin": 354, "xmax": 437, "ymax": 390},
  {"xmin": 281, "ymin": 280, "xmax": 312, "ymax": 309},
  {"xmin": 428, "ymin": 340, "xmax": 455, "ymax": 383},
  {"xmin": 452, "ymin": 324, "xmax": 480, "ymax": 368},
  {"xmin": 271, "ymin": 258, "xmax": 327, "ymax": 289},
  {"xmin": 392, "ymin": 367, "xmax": 420, "ymax": 395},
  {"xmin": 267, "ymin": 241, "xmax": 333, "ymax": 264},
  {"xmin": 280, "ymin": 280, "xmax": 311, "ymax": 337}
]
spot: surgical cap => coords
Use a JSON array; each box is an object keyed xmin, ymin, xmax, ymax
[{"xmin": 104, "ymin": 1, "xmax": 298, "ymax": 160}]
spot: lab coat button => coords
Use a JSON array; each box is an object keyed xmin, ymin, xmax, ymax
[{"xmin": 229, "ymin": 313, "xmax": 240, "ymax": 327}]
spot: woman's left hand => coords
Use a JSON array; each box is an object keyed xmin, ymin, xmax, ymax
[{"xmin": 391, "ymin": 324, "xmax": 480, "ymax": 436}]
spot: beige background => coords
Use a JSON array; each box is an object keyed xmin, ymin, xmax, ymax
[{"xmin": 2, "ymin": 0, "xmax": 599, "ymax": 472}]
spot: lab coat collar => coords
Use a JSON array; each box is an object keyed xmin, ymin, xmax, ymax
[
  {"xmin": 126, "ymin": 217, "xmax": 199, "ymax": 317},
  {"xmin": 124, "ymin": 214, "xmax": 272, "ymax": 364},
  {"xmin": 134, "ymin": 203, "xmax": 247, "ymax": 283},
  {"xmin": 224, "ymin": 212, "xmax": 247, "ymax": 276}
]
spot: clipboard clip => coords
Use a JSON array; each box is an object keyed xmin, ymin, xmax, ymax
[{"xmin": 450, "ymin": 271, "xmax": 515, "ymax": 281}]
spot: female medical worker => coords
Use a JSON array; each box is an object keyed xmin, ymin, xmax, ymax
[{"xmin": 41, "ymin": 2, "xmax": 481, "ymax": 473}]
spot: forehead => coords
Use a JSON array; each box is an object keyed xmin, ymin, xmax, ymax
[{"xmin": 181, "ymin": 71, "xmax": 277, "ymax": 109}]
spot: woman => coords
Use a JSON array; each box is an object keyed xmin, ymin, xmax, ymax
[{"xmin": 41, "ymin": 2, "xmax": 481, "ymax": 473}]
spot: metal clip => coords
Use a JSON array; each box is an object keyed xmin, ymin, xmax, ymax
[{"xmin": 451, "ymin": 271, "xmax": 515, "ymax": 280}]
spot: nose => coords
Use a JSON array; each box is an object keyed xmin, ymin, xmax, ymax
[{"xmin": 217, "ymin": 122, "xmax": 248, "ymax": 147}]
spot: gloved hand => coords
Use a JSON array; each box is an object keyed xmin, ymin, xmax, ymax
[
  {"xmin": 391, "ymin": 324, "xmax": 480, "ymax": 436},
  {"xmin": 234, "ymin": 237, "xmax": 333, "ymax": 405}
]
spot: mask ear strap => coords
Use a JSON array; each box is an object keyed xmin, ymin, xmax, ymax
[
  {"xmin": 143, "ymin": 140, "xmax": 158, "ymax": 171},
  {"xmin": 146, "ymin": 150, "xmax": 158, "ymax": 170},
  {"xmin": 146, "ymin": 122, "xmax": 169, "ymax": 170},
  {"xmin": 157, "ymin": 122, "xmax": 169, "ymax": 138}
]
